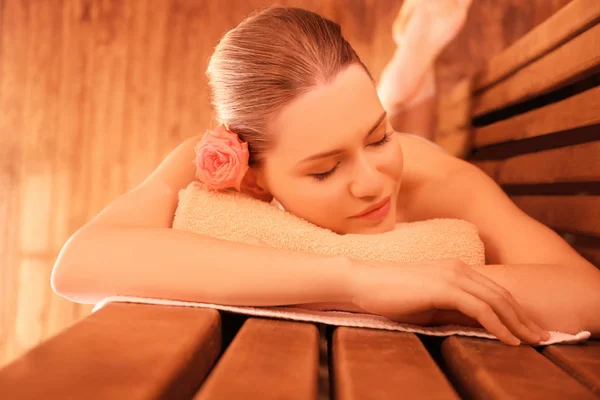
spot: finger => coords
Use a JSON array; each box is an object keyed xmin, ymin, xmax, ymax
[
  {"xmin": 456, "ymin": 274, "xmax": 541, "ymax": 345},
  {"xmin": 463, "ymin": 268, "xmax": 550, "ymax": 342},
  {"xmin": 436, "ymin": 289, "xmax": 521, "ymax": 346}
]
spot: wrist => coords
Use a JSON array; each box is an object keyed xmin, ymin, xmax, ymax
[{"xmin": 344, "ymin": 258, "xmax": 370, "ymax": 307}]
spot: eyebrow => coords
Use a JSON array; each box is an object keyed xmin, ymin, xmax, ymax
[{"xmin": 299, "ymin": 111, "xmax": 388, "ymax": 164}]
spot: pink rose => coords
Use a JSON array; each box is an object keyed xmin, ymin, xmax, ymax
[{"xmin": 193, "ymin": 125, "xmax": 250, "ymax": 191}]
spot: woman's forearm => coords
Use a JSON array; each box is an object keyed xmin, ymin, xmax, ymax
[
  {"xmin": 434, "ymin": 263, "xmax": 600, "ymax": 336},
  {"xmin": 51, "ymin": 227, "xmax": 355, "ymax": 306}
]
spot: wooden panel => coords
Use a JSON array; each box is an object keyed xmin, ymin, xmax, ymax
[
  {"xmin": 441, "ymin": 336, "xmax": 598, "ymax": 399},
  {"xmin": 194, "ymin": 318, "xmax": 319, "ymax": 400},
  {"xmin": 542, "ymin": 341, "xmax": 600, "ymax": 395},
  {"xmin": 510, "ymin": 196, "xmax": 600, "ymax": 237},
  {"xmin": 0, "ymin": 0, "xmax": 26, "ymax": 366},
  {"xmin": 474, "ymin": 85, "xmax": 600, "ymax": 147},
  {"xmin": 473, "ymin": 23, "xmax": 600, "ymax": 117},
  {"xmin": 0, "ymin": 303, "xmax": 221, "ymax": 399},
  {"xmin": 471, "ymin": 141, "xmax": 600, "ymax": 184},
  {"xmin": 475, "ymin": 0, "xmax": 600, "ymax": 91},
  {"xmin": 435, "ymin": 78, "xmax": 472, "ymax": 158},
  {"xmin": 332, "ymin": 327, "xmax": 459, "ymax": 400}
]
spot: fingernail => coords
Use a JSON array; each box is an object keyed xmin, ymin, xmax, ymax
[{"xmin": 511, "ymin": 338, "xmax": 521, "ymax": 346}]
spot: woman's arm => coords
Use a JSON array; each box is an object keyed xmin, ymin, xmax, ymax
[
  {"xmin": 431, "ymin": 263, "xmax": 600, "ymax": 336},
  {"xmin": 415, "ymin": 165, "xmax": 600, "ymax": 336},
  {"xmin": 51, "ymin": 223, "xmax": 355, "ymax": 306},
  {"xmin": 51, "ymin": 135, "xmax": 357, "ymax": 306}
]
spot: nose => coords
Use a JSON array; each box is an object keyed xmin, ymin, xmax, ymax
[{"xmin": 349, "ymin": 154, "xmax": 384, "ymax": 199}]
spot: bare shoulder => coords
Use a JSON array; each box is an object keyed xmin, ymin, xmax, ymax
[
  {"xmin": 397, "ymin": 133, "xmax": 471, "ymax": 185},
  {"xmin": 396, "ymin": 133, "xmax": 473, "ymax": 222}
]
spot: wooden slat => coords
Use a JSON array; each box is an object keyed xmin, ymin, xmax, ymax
[
  {"xmin": 475, "ymin": 0, "xmax": 600, "ymax": 91},
  {"xmin": 510, "ymin": 195, "xmax": 600, "ymax": 237},
  {"xmin": 471, "ymin": 141, "xmax": 600, "ymax": 184},
  {"xmin": 473, "ymin": 22, "xmax": 600, "ymax": 117},
  {"xmin": 474, "ymin": 85, "xmax": 600, "ymax": 147},
  {"xmin": 542, "ymin": 341, "xmax": 600, "ymax": 395},
  {"xmin": 0, "ymin": 303, "xmax": 221, "ymax": 400},
  {"xmin": 332, "ymin": 328, "xmax": 459, "ymax": 400},
  {"xmin": 194, "ymin": 318, "xmax": 319, "ymax": 400},
  {"xmin": 441, "ymin": 337, "xmax": 598, "ymax": 399}
]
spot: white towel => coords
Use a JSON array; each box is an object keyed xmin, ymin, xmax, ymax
[{"xmin": 92, "ymin": 296, "xmax": 591, "ymax": 345}]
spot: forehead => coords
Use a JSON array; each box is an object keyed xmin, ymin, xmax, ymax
[{"xmin": 269, "ymin": 64, "xmax": 384, "ymax": 159}]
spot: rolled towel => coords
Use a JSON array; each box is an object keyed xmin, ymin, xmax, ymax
[
  {"xmin": 172, "ymin": 181, "xmax": 486, "ymax": 266},
  {"xmin": 93, "ymin": 182, "xmax": 591, "ymax": 345}
]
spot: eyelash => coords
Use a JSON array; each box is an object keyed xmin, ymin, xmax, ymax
[{"xmin": 310, "ymin": 130, "xmax": 393, "ymax": 181}]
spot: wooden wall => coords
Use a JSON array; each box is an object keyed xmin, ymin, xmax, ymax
[{"xmin": 0, "ymin": 0, "xmax": 571, "ymax": 367}]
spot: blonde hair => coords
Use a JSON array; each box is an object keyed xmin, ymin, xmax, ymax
[{"xmin": 206, "ymin": 6, "xmax": 373, "ymax": 166}]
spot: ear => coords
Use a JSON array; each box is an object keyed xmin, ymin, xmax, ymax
[{"xmin": 240, "ymin": 167, "xmax": 273, "ymax": 203}]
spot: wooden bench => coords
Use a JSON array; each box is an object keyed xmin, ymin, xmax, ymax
[{"xmin": 1, "ymin": 0, "xmax": 599, "ymax": 398}]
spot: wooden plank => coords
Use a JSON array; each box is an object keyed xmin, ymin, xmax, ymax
[
  {"xmin": 473, "ymin": 23, "xmax": 600, "ymax": 117},
  {"xmin": 194, "ymin": 318, "xmax": 319, "ymax": 400},
  {"xmin": 510, "ymin": 195, "xmax": 600, "ymax": 237},
  {"xmin": 0, "ymin": 303, "xmax": 221, "ymax": 399},
  {"xmin": 332, "ymin": 327, "xmax": 459, "ymax": 400},
  {"xmin": 441, "ymin": 336, "xmax": 598, "ymax": 399},
  {"xmin": 474, "ymin": 85, "xmax": 600, "ymax": 147},
  {"xmin": 475, "ymin": 0, "xmax": 600, "ymax": 91},
  {"xmin": 471, "ymin": 141, "xmax": 600, "ymax": 184},
  {"xmin": 542, "ymin": 340, "xmax": 600, "ymax": 395}
]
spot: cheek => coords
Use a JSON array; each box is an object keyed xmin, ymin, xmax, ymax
[{"xmin": 382, "ymin": 138, "xmax": 404, "ymax": 178}]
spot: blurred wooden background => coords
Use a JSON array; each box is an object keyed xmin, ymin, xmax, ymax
[{"xmin": 0, "ymin": 0, "xmax": 572, "ymax": 367}]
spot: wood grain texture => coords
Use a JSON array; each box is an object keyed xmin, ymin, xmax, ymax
[
  {"xmin": 473, "ymin": 22, "xmax": 600, "ymax": 117},
  {"xmin": 0, "ymin": 303, "xmax": 222, "ymax": 400},
  {"xmin": 510, "ymin": 195, "xmax": 600, "ymax": 237},
  {"xmin": 471, "ymin": 141, "xmax": 600, "ymax": 184},
  {"xmin": 441, "ymin": 336, "xmax": 598, "ymax": 399},
  {"xmin": 474, "ymin": 0, "xmax": 600, "ymax": 91},
  {"xmin": 0, "ymin": 0, "xmax": 27, "ymax": 366},
  {"xmin": 194, "ymin": 318, "xmax": 319, "ymax": 400},
  {"xmin": 435, "ymin": 78, "xmax": 472, "ymax": 158},
  {"xmin": 542, "ymin": 341, "xmax": 600, "ymax": 395},
  {"xmin": 474, "ymin": 85, "xmax": 600, "ymax": 147},
  {"xmin": 332, "ymin": 327, "xmax": 460, "ymax": 400}
]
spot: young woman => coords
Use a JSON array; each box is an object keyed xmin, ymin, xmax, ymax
[{"xmin": 51, "ymin": 6, "xmax": 600, "ymax": 346}]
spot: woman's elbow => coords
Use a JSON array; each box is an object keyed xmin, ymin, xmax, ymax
[{"xmin": 50, "ymin": 232, "xmax": 96, "ymax": 303}]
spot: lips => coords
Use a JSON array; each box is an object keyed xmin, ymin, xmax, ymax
[{"xmin": 352, "ymin": 196, "xmax": 391, "ymax": 218}]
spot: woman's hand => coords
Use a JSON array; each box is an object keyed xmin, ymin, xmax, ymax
[{"xmin": 350, "ymin": 258, "xmax": 550, "ymax": 346}]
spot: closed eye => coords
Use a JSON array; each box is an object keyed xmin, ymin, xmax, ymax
[
  {"xmin": 311, "ymin": 162, "xmax": 340, "ymax": 181},
  {"xmin": 370, "ymin": 130, "xmax": 393, "ymax": 147},
  {"xmin": 310, "ymin": 131, "xmax": 393, "ymax": 181}
]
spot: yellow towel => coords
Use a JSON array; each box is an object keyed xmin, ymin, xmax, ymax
[{"xmin": 172, "ymin": 181, "xmax": 485, "ymax": 266}]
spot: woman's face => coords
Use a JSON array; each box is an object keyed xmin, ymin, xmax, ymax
[{"xmin": 258, "ymin": 64, "xmax": 404, "ymax": 234}]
